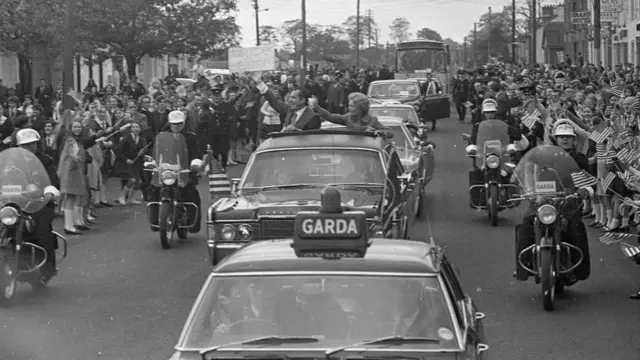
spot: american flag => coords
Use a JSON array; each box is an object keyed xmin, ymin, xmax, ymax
[
  {"xmin": 611, "ymin": 131, "xmax": 630, "ymax": 149},
  {"xmin": 606, "ymin": 86, "xmax": 624, "ymax": 98},
  {"xmin": 589, "ymin": 127, "xmax": 613, "ymax": 144},
  {"xmin": 604, "ymin": 105, "xmax": 613, "ymax": 119},
  {"xmin": 601, "ymin": 172, "xmax": 616, "ymax": 192},
  {"xmin": 570, "ymin": 170, "xmax": 598, "ymax": 188},
  {"xmin": 630, "ymin": 97, "xmax": 640, "ymax": 113},
  {"xmin": 620, "ymin": 242, "xmax": 640, "ymax": 260},
  {"xmin": 615, "ymin": 147, "xmax": 638, "ymax": 165},
  {"xmin": 521, "ymin": 109, "xmax": 541, "ymax": 129},
  {"xmin": 207, "ymin": 152, "xmax": 231, "ymax": 200},
  {"xmin": 600, "ymin": 232, "xmax": 635, "ymax": 245},
  {"xmin": 603, "ymin": 150, "xmax": 616, "ymax": 165},
  {"xmin": 595, "ymin": 143, "xmax": 607, "ymax": 157}
]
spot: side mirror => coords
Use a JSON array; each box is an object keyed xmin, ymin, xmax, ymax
[
  {"xmin": 231, "ymin": 178, "xmax": 241, "ymax": 193},
  {"xmin": 461, "ymin": 133, "xmax": 471, "ymax": 141},
  {"xmin": 504, "ymin": 162, "xmax": 517, "ymax": 170},
  {"xmin": 144, "ymin": 155, "xmax": 153, "ymax": 162},
  {"xmin": 143, "ymin": 160, "xmax": 157, "ymax": 169}
]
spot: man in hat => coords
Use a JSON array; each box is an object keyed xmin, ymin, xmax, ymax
[
  {"xmin": 452, "ymin": 70, "xmax": 471, "ymax": 123},
  {"xmin": 327, "ymin": 71, "xmax": 345, "ymax": 114}
]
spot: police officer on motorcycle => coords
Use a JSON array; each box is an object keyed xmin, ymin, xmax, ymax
[
  {"xmin": 515, "ymin": 122, "xmax": 593, "ymax": 284},
  {"xmin": 14, "ymin": 128, "xmax": 61, "ymax": 283},
  {"xmin": 148, "ymin": 110, "xmax": 202, "ymax": 233}
]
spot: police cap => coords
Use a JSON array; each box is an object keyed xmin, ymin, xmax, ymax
[{"xmin": 168, "ymin": 110, "xmax": 186, "ymax": 124}]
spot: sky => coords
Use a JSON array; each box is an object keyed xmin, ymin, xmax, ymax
[{"xmin": 234, "ymin": 0, "xmax": 535, "ymax": 47}]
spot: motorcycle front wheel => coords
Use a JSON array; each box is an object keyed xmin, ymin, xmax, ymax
[
  {"xmin": 489, "ymin": 184, "xmax": 499, "ymax": 226},
  {"xmin": 0, "ymin": 255, "xmax": 17, "ymax": 306},
  {"xmin": 540, "ymin": 248, "xmax": 556, "ymax": 311},
  {"xmin": 159, "ymin": 202, "xmax": 175, "ymax": 250}
]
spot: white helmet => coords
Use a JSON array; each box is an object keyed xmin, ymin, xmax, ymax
[
  {"xmin": 168, "ymin": 110, "xmax": 186, "ymax": 124},
  {"xmin": 553, "ymin": 123, "xmax": 576, "ymax": 137},
  {"xmin": 482, "ymin": 99, "xmax": 497, "ymax": 113},
  {"xmin": 16, "ymin": 128, "xmax": 40, "ymax": 146}
]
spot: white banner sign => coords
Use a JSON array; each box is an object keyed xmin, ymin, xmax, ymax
[
  {"xmin": 228, "ymin": 45, "xmax": 277, "ymax": 73},
  {"xmin": 571, "ymin": 11, "xmax": 591, "ymax": 24},
  {"xmin": 601, "ymin": 0, "xmax": 623, "ymax": 10},
  {"xmin": 600, "ymin": 11, "xmax": 619, "ymax": 23}
]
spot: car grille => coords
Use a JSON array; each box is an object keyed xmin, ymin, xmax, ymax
[{"xmin": 261, "ymin": 219, "xmax": 296, "ymax": 240}]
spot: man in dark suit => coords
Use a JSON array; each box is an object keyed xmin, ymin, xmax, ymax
[
  {"xmin": 34, "ymin": 78, "xmax": 54, "ymax": 118},
  {"xmin": 420, "ymin": 72, "xmax": 443, "ymax": 131},
  {"xmin": 254, "ymin": 73, "xmax": 321, "ymax": 132},
  {"xmin": 452, "ymin": 70, "xmax": 471, "ymax": 123}
]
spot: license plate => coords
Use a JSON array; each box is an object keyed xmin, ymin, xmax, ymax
[
  {"xmin": 484, "ymin": 140, "xmax": 502, "ymax": 148},
  {"xmin": 535, "ymin": 181, "xmax": 556, "ymax": 193},
  {"xmin": 1, "ymin": 185, "xmax": 22, "ymax": 196}
]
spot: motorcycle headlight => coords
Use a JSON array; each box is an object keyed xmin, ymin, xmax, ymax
[
  {"xmin": 161, "ymin": 170, "xmax": 177, "ymax": 186},
  {"xmin": 220, "ymin": 225, "xmax": 237, "ymax": 240},
  {"xmin": 537, "ymin": 204, "xmax": 557, "ymax": 225},
  {"xmin": 486, "ymin": 155, "xmax": 500, "ymax": 169},
  {"xmin": 0, "ymin": 206, "xmax": 18, "ymax": 226},
  {"xmin": 237, "ymin": 224, "xmax": 254, "ymax": 240}
]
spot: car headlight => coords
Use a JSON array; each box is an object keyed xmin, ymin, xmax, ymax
[
  {"xmin": 220, "ymin": 225, "xmax": 237, "ymax": 240},
  {"xmin": 486, "ymin": 155, "xmax": 500, "ymax": 169},
  {"xmin": 537, "ymin": 204, "xmax": 557, "ymax": 225},
  {"xmin": 0, "ymin": 206, "xmax": 18, "ymax": 226},
  {"xmin": 161, "ymin": 170, "xmax": 177, "ymax": 186},
  {"xmin": 237, "ymin": 224, "xmax": 254, "ymax": 240},
  {"xmin": 369, "ymin": 223, "xmax": 383, "ymax": 237}
]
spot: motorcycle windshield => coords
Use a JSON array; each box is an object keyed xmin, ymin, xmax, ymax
[
  {"xmin": 513, "ymin": 145, "xmax": 581, "ymax": 196},
  {"xmin": 475, "ymin": 119, "xmax": 510, "ymax": 169},
  {"xmin": 152, "ymin": 132, "xmax": 189, "ymax": 187},
  {"xmin": 0, "ymin": 148, "xmax": 51, "ymax": 213}
]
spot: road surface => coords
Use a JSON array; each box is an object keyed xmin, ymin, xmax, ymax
[{"xmin": 1, "ymin": 119, "xmax": 639, "ymax": 360}]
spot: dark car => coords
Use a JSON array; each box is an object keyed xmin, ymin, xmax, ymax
[
  {"xmin": 206, "ymin": 129, "xmax": 418, "ymax": 265},
  {"xmin": 170, "ymin": 203, "xmax": 489, "ymax": 360},
  {"xmin": 367, "ymin": 79, "xmax": 450, "ymax": 122}
]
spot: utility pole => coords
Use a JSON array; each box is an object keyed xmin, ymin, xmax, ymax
[
  {"xmin": 463, "ymin": 38, "xmax": 467, "ymax": 67},
  {"xmin": 594, "ymin": 0, "xmax": 602, "ymax": 70},
  {"xmin": 356, "ymin": 0, "xmax": 360, "ymax": 68},
  {"xmin": 367, "ymin": 9, "xmax": 373, "ymax": 65},
  {"xmin": 62, "ymin": 0, "xmax": 75, "ymax": 93},
  {"xmin": 511, "ymin": 0, "xmax": 516, "ymax": 64},
  {"xmin": 254, "ymin": 0, "xmax": 260, "ymax": 46},
  {"xmin": 473, "ymin": 22, "xmax": 477, "ymax": 68},
  {"xmin": 531, "ymin": 0, "xmax": 537, "ymax": 64},
  {"xmin": 301, "ymin": 0, "xmax": 307, "ymax": 77},
  {"xmin": 488, "ymin": 6, "xmax": 492, "ymax": 63}
]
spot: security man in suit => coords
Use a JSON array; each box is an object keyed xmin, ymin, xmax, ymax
[
  {"xmin": 252, "ymin": 73, "xmax": 322, "ymax": 132},
  {"xmin": 452, "ymin": 69, "xmax": 471, "ymax": 123}
]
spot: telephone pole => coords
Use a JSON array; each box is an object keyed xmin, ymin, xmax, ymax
[
  {"xmin": 63, "ymin": 0, "xmax": 76, "ymax": 92},
  {"xmin": 488, "ymin": 6, "xmax": 492, "ymax": 62},
  {"xmin": 463, "ymin": 37, "xmax": 467, "ymax": 67},
  {"xmin": 301, "ymin": 0, "xmax": 307, "ymax": 77},
  {"xmin": 594, "ymin": 0, "xmax": 602, "ymax": 70},
  {"xmin": 367, "ymin": 9, "xmax": 373, "ymax": 65},
  {"xmin": 511, "ymin": 0, "xmax": 516, "ymax": 64},
  {"xmin": 254, "ymin": 0, "xmax": 260, "ymax": 46},
  {"xmin": 531, "ymin": 0, "xmax": 537, "ymax": 64},
  {"xmin": 356, "ymin": 0, "xmax": 360, "ymax": 67},
  {"xmin": 473, "ymin": 22, "xmax": 477, "ymax": 68}
]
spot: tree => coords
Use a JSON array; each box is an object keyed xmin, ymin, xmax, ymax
[
  {"xmin": 0, "ymin": 0, "xmax": 67, "ymax": 61},
  {"xmin": 515, "ymin": 0, "xmax": 545, "ymax": 36},
  {"xmin": 76, "ymin": 0, "xmax": 240, "ymax": 77},
  {"xmin": 416, "ymin": 27, "xmax": 443, "ymax": 41},
  {"xmin": 389, "ymin": 17, "xmax": 411, "ymax": 43},
  {"xmin": 342, "ymin": 15, "xmax": 379, "ymax": 49},
  {"xmin": 466, "ymin": 6, "xmax": 513, "ymax": 63},
  {"xmin": 278, "ymin": 20, "xmax": 351, "ymax": 59},
  {"xmin": 278, "ymin": 19, "xmax": 320, "ymax": 56},
  {"xmin": 259, "ymin": 25, "xmax": 278, "ymax": 46}
]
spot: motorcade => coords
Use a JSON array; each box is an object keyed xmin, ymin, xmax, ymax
[
  {"xmin": 368, "ymin": 79, "xmax": 423, "ymax": 110},
  {"xmin": 322, "ymin": 117, "xmax": 436, "ymax": 216},
  {"xmin": 394, "ymin": 39, "xmax": 452, "ymax": 120},
  {"xmin": 462, "ymin": 120, "xmax": 518, "ymax": 226},
  {"xmin": 206, "ymin": 129, "xmax": 420, "ymax": 265},
  {"xmin": 0, "ymin": 147, "xmax": 68, "ymax": 305},
  {"xmin": 144, "ymin": 132, "xmax": 199, "ymax": 249},
  {"xmin": 369, "ymin": 101, "xmax": 421, "ymax": 125},
  {"xmin": 509, "ymin": 145, "xmax": 589, "ymax": 311},
  {"xmin": 169, "ymin": 187, "xmax": 489, "ymax": 360}
]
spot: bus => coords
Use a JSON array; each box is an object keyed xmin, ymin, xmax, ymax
[{"xmin": 395, "ymin": 39, "xmax": 451, "ymax": 120}]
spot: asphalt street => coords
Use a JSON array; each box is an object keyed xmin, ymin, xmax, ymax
[{"xmin": 0, "ymin": 118, "xmax": 639, "ymax": 360}]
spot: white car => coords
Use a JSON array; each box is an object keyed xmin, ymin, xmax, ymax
[{"xmin": 369, "ymin": 103, "xmax": 421, "ymax": 125}]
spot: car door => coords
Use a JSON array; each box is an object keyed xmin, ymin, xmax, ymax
[
  {"xmin": 420, "ymin": 140, "xmax": 435, "ymax": 186},
  {"xmin": 382, "ymin": 150, "xmax": 410, "ymax": 238}
]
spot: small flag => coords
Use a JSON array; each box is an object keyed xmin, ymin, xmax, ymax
[
  {"xmin": 606, "ymin": 86, "xmax": 624, "ymax": 98},
  {"xmin": 602, "ymin": 150, "xmax": 615, "ymax": 164},
  {"xmin": 595, "ymin": 143, "xmax": 606, "ymax": 157},
  {"xmin": 620, "ymin": 242, "xmax": 640, "ymax": 259},
  {"xmin": 207, "ymin": 154, "xmax": 231, "ymax": 199},
  {"xmin": 601, "ymin": 172, "xmax": 616, "ymax": 191},
  {"xmin": 599, "ymin": 232, "xmax": 635, "ymax": 245},
  {"xmin": 570, "ymin": 170, "xmax": 598, "ymax": 188},
  {"xmin": 589, "ymin": 127, "xmax": 613, "ymax": 144},
  {"xmin": 521, "ymin": 109, "xmax": 541, "ymax": 129}
]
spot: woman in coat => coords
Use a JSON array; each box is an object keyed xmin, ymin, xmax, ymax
[
  {"xmin": 113, "ymin": 121, "xmax": 147, "ymax": 204},
  {"xmin": 58, "ymin": 119, "xmax": 90, "ymax": 234}
]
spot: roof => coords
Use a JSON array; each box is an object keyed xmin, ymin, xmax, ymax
[
  {"xmin": 214, "ymin": 238, "xmax": 441, "ymax": 274},
  {"xmin": 257, "ymin": 130, "xmax": 386, "ymax": 152},
  {"xmin": 370, "ymin": 79, "xmax": 420, "ymax": 85},
  {"xmin": 370, "ymin": 103, "xmax": 414, "ymax": 109}
]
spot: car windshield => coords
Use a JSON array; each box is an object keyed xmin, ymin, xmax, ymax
[
  {"xmin": 369, "ymin": 82, "xmax": 420, "ymax": 98},
  {"xmin": 369, "ymin": 108, "xmax": 419, "ymax": 124},
  {"xmin": 241, "ymin": 149, "xmax": 385, "ymax": 188},
  {"xmin": 179, "ymin": 274, "xmax": 457, "ymax": 349},
  {"xmin": 387, "ymin": 125, "xmax": 414, "ymax": 154}
]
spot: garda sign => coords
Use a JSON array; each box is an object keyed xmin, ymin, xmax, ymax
[{"xmin": 296, "ymin": 212, "xmax": 365, "ymax": 239}]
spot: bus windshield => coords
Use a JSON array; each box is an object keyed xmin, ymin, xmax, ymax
[{"xmin": 396, "ymin": 48, "xmax": 446, "ymax": 73}]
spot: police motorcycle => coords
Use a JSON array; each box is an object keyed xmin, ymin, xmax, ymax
[
  {"xmin": 507, "ymin": 145, "xmax": 590, "ymax": 311},
  {"xmin": 144, "ymin": 132, "xmax": 199, "ymax": 249},
  {"xmin": 0, "ymin": 147, "xmax": 68, "ymax": 305},
  {"xmin": 462, "ymin": 119, "xmax": 519, "ymax": 226}
]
